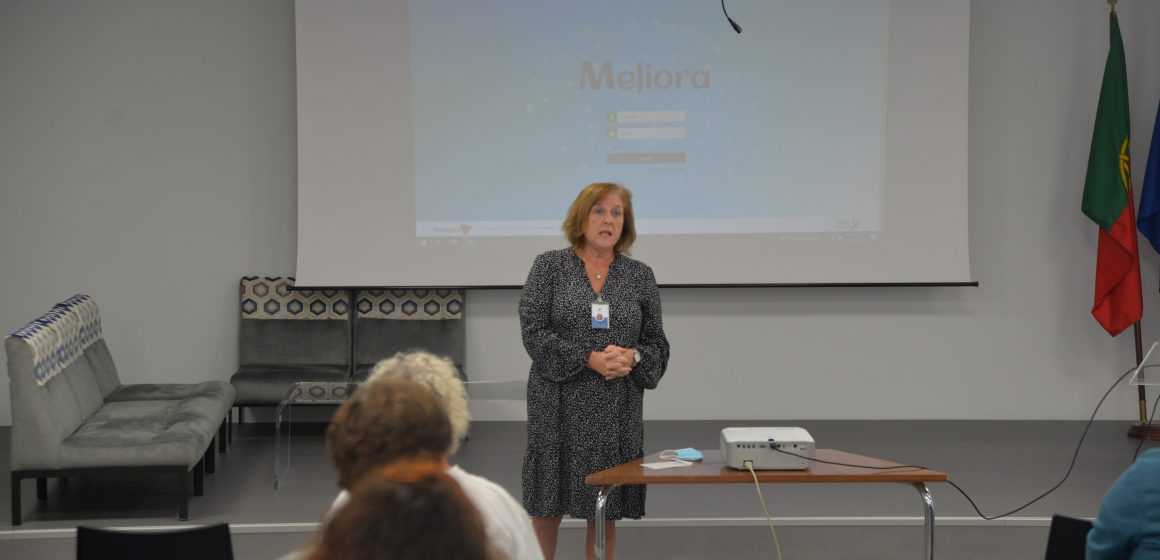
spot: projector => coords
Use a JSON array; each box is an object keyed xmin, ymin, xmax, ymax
[{"xmin": 720, "ymin": 427, "xmax": 815, "ymax": 470}]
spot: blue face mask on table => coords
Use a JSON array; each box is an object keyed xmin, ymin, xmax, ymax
[{"xmin": 657, "ymin": 447, "xmax": 703, "ymax": 464}]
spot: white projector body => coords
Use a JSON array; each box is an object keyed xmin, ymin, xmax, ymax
[{"xmin": 720, "ymin": 427, "xmax": 815, "ymax": 470}]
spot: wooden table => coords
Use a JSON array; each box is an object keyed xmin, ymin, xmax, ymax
[{"xmin": 585, "ymin": 448, "xmax": 948, "ymax": 560}]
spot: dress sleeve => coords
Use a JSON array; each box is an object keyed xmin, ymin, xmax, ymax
[
  {"xmin": 628, "ymin": 265, "xmax": 669, "ymax": 390},
  {"xmin": 519, "ymin": 253, "xmax": 591, "ymax": 383}
]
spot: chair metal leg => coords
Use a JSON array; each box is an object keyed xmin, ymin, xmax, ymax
[
  {"xmin": 193, "ymin": 459, "xmax": 204, "ymax": 497},
  {"xmin": 218, "ymin": 420, "xmax": 227, "ymax": 453},
  {"xmin": 177, "ymin": 470, "xmax": 189, "ymax": 521},
  {"xmin": 11, "ymin": 474, "xmax": 22, "ymax": 526},
  {"xmin": 36, "ymin": 477, "xmax": 47, "ymax": 500},
  {"xmin": 227, "ymin": 410, "xmax": 232, "ymax": 443},
  {"xmin": 205, "ymin": 439, "xmax": 216, "ymax": 474}
]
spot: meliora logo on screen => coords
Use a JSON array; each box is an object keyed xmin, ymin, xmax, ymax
[{"xmin": 579, "ymin": 60, "xmax": 710, "ymax": 94}]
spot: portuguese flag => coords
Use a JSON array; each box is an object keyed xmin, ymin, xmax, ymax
[{"xmin": 1082, "ymin": 13, "xmax": 1142, "ymax": 337}]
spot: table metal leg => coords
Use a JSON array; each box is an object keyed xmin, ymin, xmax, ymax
[
  {"xmin": 914, "ymin": 483, "xmax": 934, "ymax": 560},
  {"xmin": 273, "ymin": 383, "xmax": 347, "ymax": 490},
  {"xmin": 594, "ymin": 484, "xmax": 617, "ymax": 560},
  {"xmin": 274, "ymin": 401, "xmax": 288, "ymax": 489}
]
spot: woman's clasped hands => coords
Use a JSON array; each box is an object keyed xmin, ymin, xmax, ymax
[{"xmin": 589, "ymin": 345, "xmax": 635, "ymax": 380}]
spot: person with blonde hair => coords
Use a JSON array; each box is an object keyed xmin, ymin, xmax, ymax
[
  {"xmin": 520, "ymin": 182, "xmax": 671, "ymax": 559},
  {"xmin": 328, "ymin": 350, "xmax": 543, "ymax": 560},
  {"xmin": 367, "ymin": 350, "xmax": 472, "ymax": 453}
]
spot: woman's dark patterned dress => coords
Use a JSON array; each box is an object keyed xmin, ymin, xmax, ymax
[{"xmin": 519, "ymin": 248, "xmax": 670, "ymax": 519}]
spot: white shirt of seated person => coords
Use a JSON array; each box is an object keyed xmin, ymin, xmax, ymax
[{"xmin": 329, "ymin": 465, "xmax": 544, "ymax": 560}]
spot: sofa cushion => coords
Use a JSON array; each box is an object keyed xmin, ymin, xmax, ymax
[
  {"xmin": 84, "ymin": 339, "xmax": 124, "ymax": 398},
  {"xmin": 106, "ymin": 380, "xmax": 235, "ymax": 403},
  {"xmin": 60, "ymin": 398, "xmax": 223, "ymax": 469},
  {"xmin": 58, "ymin": 356, "xmax": 106, "ymax": 425},
  {"xmin": 60, "ymin": 354, "xmax": 106, "ymax": 422}
]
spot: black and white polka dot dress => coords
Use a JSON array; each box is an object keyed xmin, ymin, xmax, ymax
[{"xmin": 519, "ymin": 248, "xmax": 671, "ymax": 520}]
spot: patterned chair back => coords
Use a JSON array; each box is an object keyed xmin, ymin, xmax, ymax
[
  {"xmin": 237, "ymin": 277, "xmax": 351, "ymax": 368},
  {"xmin": 352, "ymin": 289, "xmax": 466, "ymax": 380}
]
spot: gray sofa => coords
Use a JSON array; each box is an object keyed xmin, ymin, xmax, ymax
[
  {"xmin": 5, "ymin": 295, "xmax": 235, "ymax": 524},
  {"xmin": 229, "ymin": 278, "xmax": 465, "ymax": 416}
]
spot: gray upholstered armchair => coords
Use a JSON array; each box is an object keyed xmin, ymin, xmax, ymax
[{"xmin": 229, "ymin": 277, "xmax": 351, "ymax": 420}]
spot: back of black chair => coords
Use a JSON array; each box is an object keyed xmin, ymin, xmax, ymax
[
  {"xmin": 1044, "ymin": 514, "xmax": 1093, "ymax": 560},
  {"xmin": 77, "ymin": 523, "xmax": 234, "ymax": 560}
]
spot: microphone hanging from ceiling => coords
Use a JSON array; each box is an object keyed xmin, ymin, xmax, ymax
[{"xmin": 721, "ymin": 0, "xmax": 742, "ymax": 33}]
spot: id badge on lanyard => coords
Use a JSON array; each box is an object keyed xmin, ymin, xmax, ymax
[{"xmin": 591, "ymin": 296, "xmax": 610, "ymax": 329}]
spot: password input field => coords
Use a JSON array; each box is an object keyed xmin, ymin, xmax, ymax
[
  {"xmin": 607, "ymin": 153, "xmax": 686, "ymax": 164},
  {"xmin": 607, "ymin": 127, "xmax": 686, "ymax": 140}
]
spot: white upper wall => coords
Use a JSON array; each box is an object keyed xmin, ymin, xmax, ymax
[{"xmin": 3, "ymin": 0, "xmax": 1160, "ymax": 425}]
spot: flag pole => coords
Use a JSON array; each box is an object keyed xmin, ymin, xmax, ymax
[
  {"xmin": 1109, "ymin": 0, "xmax": 1157, "ymax": 441},
  {"xmin": 1126, "ymin": 322, "xmax": 1160, "ymax": 439},
  {"xmin": 1133, "ymin": 321, "xmax": 1146, "ymax": 421},
  {"xmin": 1106, "ymin": 0, "xmax": 1158, "ymax": 441}
]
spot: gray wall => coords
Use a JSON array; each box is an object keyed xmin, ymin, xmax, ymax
[
  {"xmin": 0, "ymin": 0, "xmax": 297, "ymax": 426},
  {"xmin": 4, "ymin": 0, "xmax": 1160, "ymax": 425}
]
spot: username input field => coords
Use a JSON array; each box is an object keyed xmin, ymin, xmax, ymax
[{"xmin": 608, "ymin": 110, "xmax": 686, "ymax": 124}]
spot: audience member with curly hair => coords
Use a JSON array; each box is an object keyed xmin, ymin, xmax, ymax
[{"xmin": 327, "ymin": 351, "xmax": 543, "ymax": 560}]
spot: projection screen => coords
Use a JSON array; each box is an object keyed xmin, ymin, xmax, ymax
[{"xmin": 294, "ymin": 0, "xmax": 971, "ymax": 287}]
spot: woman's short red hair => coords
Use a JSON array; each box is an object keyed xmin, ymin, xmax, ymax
[{"xmin": 562, "ymin": 182, "xmax": 636, "ymax": 255}]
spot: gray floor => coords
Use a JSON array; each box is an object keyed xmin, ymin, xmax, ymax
[{"xmin": 1, "ymin": 418, "xmax": 1153, "ymax": 559}]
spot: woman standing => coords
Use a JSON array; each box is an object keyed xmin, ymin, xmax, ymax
[{"xmin": 519, "ymin": 182, "xmax": 670, "ymax": 560}]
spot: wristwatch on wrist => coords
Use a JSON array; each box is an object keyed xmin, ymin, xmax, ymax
[{"xmin": 633, "ymin": 350, "xmax": 642, "ymax": 365}]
